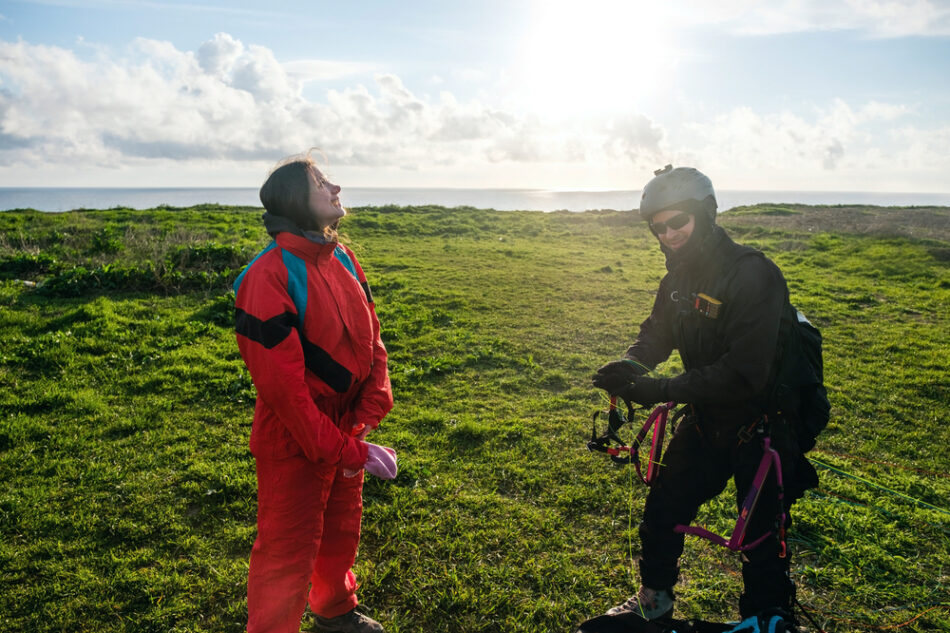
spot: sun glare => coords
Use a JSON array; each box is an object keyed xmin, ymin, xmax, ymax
[{"xmin": 517, "ymin": 0, "xmax": 675, "ymax": 118}]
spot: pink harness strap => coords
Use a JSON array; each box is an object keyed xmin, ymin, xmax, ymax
[{"xmin": 674, "ymin": 436, "xmax": 787, "ymax": 555}]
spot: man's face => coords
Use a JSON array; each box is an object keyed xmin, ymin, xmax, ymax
[{"xmin": 650, "ymin": 209, "xmax": 695, "ymax": 251}]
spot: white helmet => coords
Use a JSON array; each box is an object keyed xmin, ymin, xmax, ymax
[{"xmin": 639, "ymin": 165, "xmax": 717, "ymax": 223}]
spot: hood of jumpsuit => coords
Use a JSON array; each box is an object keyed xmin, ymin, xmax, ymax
[{"xmin": 263, "ymin": 211, "xmax": 333, "ymax": 244}]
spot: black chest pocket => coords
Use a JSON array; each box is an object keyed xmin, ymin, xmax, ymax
[{"xmin": 672, "ymin": 290, "xmax": 726, "ymax": 370}]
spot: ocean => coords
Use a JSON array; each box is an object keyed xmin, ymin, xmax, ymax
[{"xmin": 2, "ymin": 187, "xmax": 950, "ymax": 213}]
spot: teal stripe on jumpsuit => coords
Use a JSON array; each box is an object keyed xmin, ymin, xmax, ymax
[
  {"xmin": 233, "ymin": 241, "xmax": 277, "ymax": 296},
  {"xmin": 333, "ymin": 245, "xmax": 359, "ymax": 281},
  {"xmin": 235, "ymin": 242, "xmax": 356, "ymax": 330},
  {"xmin": 282, "ymin": 249, "xmax": 309, "ymax": 327}
]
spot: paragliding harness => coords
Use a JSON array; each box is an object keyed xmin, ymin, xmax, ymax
[
  {"xmin": 677, "ymin": 415, "xmax": 788, "ymax": 556},
  {"xmin": 588, "ymin": 397, "xmax": 688, "ymax": 485},
  {"xmin": 588, "ymin": 398, "xmax": 787, "ymax": 556}
]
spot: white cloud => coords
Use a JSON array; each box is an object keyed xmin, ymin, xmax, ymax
[
  {"xmin": 603, "ymin": 114, "xmax": 665, "ymax": 164},
  {"xmin": 672, "ymin": 97, "xmax": 950, "ymax": 190},
  {"xmin": 0, "ymin": 35, "xmax": 669, "ymax": 183},
  {"xmin": 844, "ymin": 0, "xmax": 950, "ymax": 37},
  {"xmin": 857, "ymin": 100, "xmax": 913, "ymax": 121},
  {"xmin": 0, "ymin": 35, "xmax": 314, "ymax": 168},
  {"xmin": 671, "ymin": 0, "xmax": 950, "ymax": 37},
  {"xmin": 283, "ymin": 59, "xmax": 375, "ymax": 82},
  {"xmin": 0, "ymin": 33, "xmax": 946, "ymax": 191},
  {"xmin": 196, "ymin": 32, "xmax": 244, "ymax": 78}
]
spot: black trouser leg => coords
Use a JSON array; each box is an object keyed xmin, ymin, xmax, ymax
[
  {"xmin": 734, "ymin": 421, "xmax": 799, "ymax": 618},
  {"xmin": 638, "ymin": 418, "xmax": 732, "ymax": 590}
]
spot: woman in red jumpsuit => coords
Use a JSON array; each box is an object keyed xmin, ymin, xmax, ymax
[{"xmin": 234, "ymin": 152, "xmax": 397, "ymax": 633}]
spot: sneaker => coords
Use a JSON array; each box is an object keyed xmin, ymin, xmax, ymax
[
  {"xmin": 606, "ymin": 586, "xmax": 674, "ymax": 619},
  {"xmin": 312, "ymin": 608, "xmax": 384, "ymax": 633}
]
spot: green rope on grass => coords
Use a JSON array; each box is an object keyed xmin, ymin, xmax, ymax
[{"xmin": 808, "ymin": 456, "xmax": 950, "ymax": 516}]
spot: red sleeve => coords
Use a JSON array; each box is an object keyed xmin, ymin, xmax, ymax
[
  {"xmin": 345, "ymin": 246, "xmax": 394, "ymax": 430},
  {"xmin": 235, "ymin": 257, "xmax": 367, "ymax": 468}
]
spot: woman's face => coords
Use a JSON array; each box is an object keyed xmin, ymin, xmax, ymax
[
  {"xmin": 307, "ymin": 167, "xmax": 346, "ymax": 229},
  {"xmin": 650, "ymin": 209, "xmax": 695, "ymax": 251}
]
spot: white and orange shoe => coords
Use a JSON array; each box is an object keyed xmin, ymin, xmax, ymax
[{"xmin": 606, "ymin": 586, "xmax": 674, "ymax": 620}]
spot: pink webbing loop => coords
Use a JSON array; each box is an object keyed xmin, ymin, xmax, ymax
[
  {"xmin": 674, "ymin": 436, "xmax": 786, "ymax": 553},
  {"xmin": 631, "ymin": 402, "xmax": 675, "ymax": 485}
]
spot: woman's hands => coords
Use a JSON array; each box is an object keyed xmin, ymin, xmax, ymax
[
  {"xmin": 364, "ymin": 443, "xmax": 398, "ymax": 479},
  {"xmin": 343, "ymin": 442, "xmax": 398, "ymax": 480}
]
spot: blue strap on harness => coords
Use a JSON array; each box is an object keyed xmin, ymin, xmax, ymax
[{"xmin": 724, "ymin": 614, "xmax": 786, "ymax": 633}]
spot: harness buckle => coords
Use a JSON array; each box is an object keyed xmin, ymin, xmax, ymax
[
  {"xmin": 737, "ymin": 422, "xmax": 757, "ymax": 444},
  {"xmin": 737, "ymin": 415, "xmax": 768, "ymax": 444}
]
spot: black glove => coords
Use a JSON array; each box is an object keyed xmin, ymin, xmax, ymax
[
  {"xmin": 612, "ymin": 375, "xmax": 668, "ymax": 408},
  {"xmin": 591, "ymin": 359, "xmax": 648, "ymax": 392}
]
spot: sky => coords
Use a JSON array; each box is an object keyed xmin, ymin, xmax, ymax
[{"xmin": 1, "ymin": 0, "xmax": 949, "ymax": 192}]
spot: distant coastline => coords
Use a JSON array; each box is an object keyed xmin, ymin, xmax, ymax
[{"xmin": 2, "ymin": 186, "xmax": 950, "ymax": 213}]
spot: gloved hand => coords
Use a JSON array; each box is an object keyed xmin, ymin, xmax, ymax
[
  {"xmin": 364, "ymin": 443, "xmax": 398, "ymax": 480},
  {"xmin": 591, "ymin": 359, "xmax": 647, "ymax": 392},
  {"xmin": 612, "ymin": 375, "xmax": 668, "ymax": 408}
]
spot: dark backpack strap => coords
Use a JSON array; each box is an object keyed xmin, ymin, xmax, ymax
[{"xmin": 697, "ymin": 247, "xmax": 770, "ymax": 319}]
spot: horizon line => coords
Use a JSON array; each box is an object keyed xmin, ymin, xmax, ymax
[{"xmin": 2, "ymin": 185, "xmax": 950, "ymax": 196}]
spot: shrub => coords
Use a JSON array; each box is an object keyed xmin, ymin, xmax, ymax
[
  {"xmin": 0, "ymin": 253, "xmax": 59, "ymax": 279},
  {"xmin": 88, "ymin": 227, "xmax": 124, "ymax": 255},
  {"xmin": 165, "ymin": 242, "xmax": 249, "ymax": 272},
  {"xmin": 38, "ymin": 264, "xmax": 158, "ymax": 297}
]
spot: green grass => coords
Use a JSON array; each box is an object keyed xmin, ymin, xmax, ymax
[{"xmin": 1, "ymin": 203, "xmax": 948, "ymax": 632}]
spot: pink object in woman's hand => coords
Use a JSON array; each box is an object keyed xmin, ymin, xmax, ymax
[{"xmin": 364, "ymin": 443, "xmax": 398, "ymax": 480}]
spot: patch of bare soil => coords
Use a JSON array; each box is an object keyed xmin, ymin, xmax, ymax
[{"xmin": 719, "ymin": 205, "xmax": 950, "ymax": 242}]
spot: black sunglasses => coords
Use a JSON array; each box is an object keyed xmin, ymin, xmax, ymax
[{"xmin": 650, "ymin": 213, "xmax": 692, "ymax": 234}]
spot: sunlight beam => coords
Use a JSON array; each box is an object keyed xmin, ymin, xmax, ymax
[{"xmin": 515, "ymin": 0, "xmax": 678, "ymax": 118}]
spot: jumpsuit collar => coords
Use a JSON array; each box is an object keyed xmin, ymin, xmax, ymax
[{"xmin": 263, "ymin": 212, "xmax": 334, "ymax": 245}]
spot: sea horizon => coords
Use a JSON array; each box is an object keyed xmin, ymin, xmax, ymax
[{"xmin": 2, "ymin": 186, "xmax": 950, "ymax": 214}]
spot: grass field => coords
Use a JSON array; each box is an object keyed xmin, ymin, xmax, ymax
[{"xmin": 0, "ymin": 202, "xmax": 948, "ymax": 632}]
